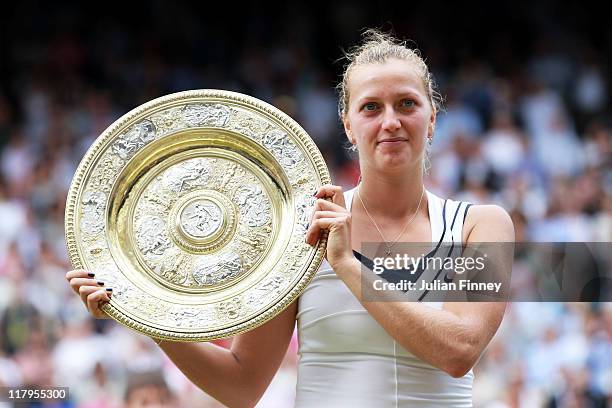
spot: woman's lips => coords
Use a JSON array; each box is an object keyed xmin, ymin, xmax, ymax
[{"xmin": 378, "ymin": 139, "xmax": 407, "ymax": 145}]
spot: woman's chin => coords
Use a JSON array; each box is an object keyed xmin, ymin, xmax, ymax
[
  {"xmin": 377, "ymin": 149, "xmax": 416, "ymax": 165},
  {"xmin": 376, "ymin": 157, "xmax": 421, "ymax": 174}
]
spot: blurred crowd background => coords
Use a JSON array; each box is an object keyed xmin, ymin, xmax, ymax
[{"xmin": 0, "ymin": 1, "xmax": 610, "ymax": 407}]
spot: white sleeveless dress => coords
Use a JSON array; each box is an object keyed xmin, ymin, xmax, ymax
[{"xmin": 296, "ymin": 188, "xmax": 474, "ymax": 407}]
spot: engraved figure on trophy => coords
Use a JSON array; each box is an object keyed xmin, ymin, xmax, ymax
[
  {"xmin": 181, "ymin": 200, "xmax": 223, "ymax": 239},
  {"xmin": 154, "ymin": 247, "xmax": 188, "ymax": 286},
  {"xmin": 112, "ymin": 120, "xmax": 156, "ymax": 160},
  {"xmin": 163, "ymin": 158, "xmax": 211, "ymax": 194},
  {"xmin": 81, "ymin": 191, "xmax": 107, "ymax": 236},
  {"xmin": 192, "ymin": 252, "xmax": 243, "ymax": 286},
  {"xmin": 234, "ymin": 185, "xmax": 271, "ymax": 228},
  {"xmin": 183, "ymin": 104, "xmax": 231, "ymax": 127},
  {"xmin": 136, "ymin": 216, "xmax": 172, "ymax": 259},
  {"xmin": 262, "ymin": 129, "xmax": 303, "ymax": 168}
]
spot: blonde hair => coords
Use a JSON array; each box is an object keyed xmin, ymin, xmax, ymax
[{"xmin": 336, "ymin": 29, "xmax": 442, "ymax": 117}]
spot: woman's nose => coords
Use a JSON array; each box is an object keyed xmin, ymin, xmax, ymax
[{"xmin": 381, "ymin": 109, "xmax": 401, "ymax": 131}]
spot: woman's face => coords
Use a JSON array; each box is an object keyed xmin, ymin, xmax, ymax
[{"xmin": 343, "ymin": 58, "xmax": 435, "ymax": 176}]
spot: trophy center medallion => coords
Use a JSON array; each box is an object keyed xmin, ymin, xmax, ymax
[
  {"xmin": 167, "ymin": 189, "xmax": 237, "ymax": 254},
  {"xmin": 180, "ymin": 199, "xmax": 223, "ymax": 239}
]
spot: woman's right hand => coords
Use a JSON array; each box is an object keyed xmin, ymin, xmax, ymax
[{"xmin": 65, "ymin": 269, "xmax": 112, "ymax": 319}]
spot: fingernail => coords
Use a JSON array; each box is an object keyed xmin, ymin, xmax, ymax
[
  {"xmin": 106, "ymin": 288, "xmax": 113, "ymax": 292},
  {"xmin": 97, "ymin": 281, "xmax": 104, "ymax": 286},
  {"xmin": 88, "ymin": 273, "xmax": 95, "ymax": 277},
  {"xmin": 313, "ymin": 190, "xmax": 318, "ymax": 196}
]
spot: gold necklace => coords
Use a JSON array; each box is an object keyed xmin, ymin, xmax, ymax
[{"xmin": 356, "ymin": 185, "xmax": 425, "ymax": 256}]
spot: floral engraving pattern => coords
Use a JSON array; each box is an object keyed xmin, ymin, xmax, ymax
[
  {"xmin": 150, "ymin": 107, "xmax": 183, "ymax": 135},
  {"xmin": 170, "ymin": 306, "xmax": 213, "ymax": 328},
  {"xmin": 215, "ymin": 296, "xmax": 243, "ymax": 320},
  {"xmin": 229, "ymin": 109, "xmax": 270, "ymax": 142},
  {"xmin": 295, "ymin": 195, "xmax": 316, "ymax": 233}
]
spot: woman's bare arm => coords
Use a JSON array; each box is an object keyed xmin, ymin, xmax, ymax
[
  {"xmin": 328, "ymin": 204, "xmax": 513, "ymax": 377},
  {"xmin": 159, "ymin": 301, "xmax": 297, "ymax": 407},
  {"xmin": 66, "ymin": 270, "xmax": 298, "ymax": 407}
]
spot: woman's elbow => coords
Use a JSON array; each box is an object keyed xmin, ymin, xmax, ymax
[
  {"xmin": 445, "ymin": 360, "xmax": 474, "ymax": 378},
  {"xmin": 444, "ymin": 343, "xmax": 481, "ymax": 378}
]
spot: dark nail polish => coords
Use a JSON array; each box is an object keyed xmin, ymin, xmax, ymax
[
  {"xmin": 88, "ymin": 273, "xmax": 95, "ymax": 277},
  {"xmin": 106, "ymin": 288, "xmax": 113, "ymax": 292},
  {"xmin": 97, "ymin": 281, "xmax": 104, "ymax": 286}
]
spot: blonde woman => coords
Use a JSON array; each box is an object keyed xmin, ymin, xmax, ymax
[{"xmin": 67, "ymin": 29, "xmax": 513, "ymax": 407}]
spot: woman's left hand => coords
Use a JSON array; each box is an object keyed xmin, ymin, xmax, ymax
[{"xmin": 305, "ymin": 184, "xmax": 355, "ymax": 269}]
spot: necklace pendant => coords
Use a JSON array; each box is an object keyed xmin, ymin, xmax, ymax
[{"xmin": 385, "ymin": 248, "xmax": 391, "ymax": 256}]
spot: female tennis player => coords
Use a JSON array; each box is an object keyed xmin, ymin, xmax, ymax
[{"xmin": 67, "ymin": 29, "xmax": 513, "ymax": 407}]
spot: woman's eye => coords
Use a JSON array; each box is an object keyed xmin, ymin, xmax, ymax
[
  {"xmin": 362, "ymin": 102, "xmax": 378, "ymax": 111},
  {"xmin": 401, "ymin": 99, "xmax": 416, "ymax": 108}
]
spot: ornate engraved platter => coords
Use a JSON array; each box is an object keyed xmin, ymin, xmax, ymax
[{"xmin": 65, "ymin": 90, "xmax": 330, "ymax": 341}]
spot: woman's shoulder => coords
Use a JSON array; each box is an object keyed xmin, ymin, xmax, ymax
[
  {"xmin": 462, "ymin": 204, "xmax": 515, "ymax": 243},
  {"xmin": 427, "ymin": 189, "xmax": 512, "ymax": 234}
]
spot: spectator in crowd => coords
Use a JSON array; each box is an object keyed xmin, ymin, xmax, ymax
[{"xmin": 123, "ymin": 370, "xmax": 178, "ymax": 408}]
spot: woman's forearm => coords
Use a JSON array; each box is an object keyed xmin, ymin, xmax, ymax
[
  {"xmin": 155, "ymin": 301, "xmax": 298, "ymax": 407},
  {"xmin": 159, "ymin": 341, "xmax": 257, "ymax": 407},
  {"xmin": 333, "ymin": 258, "xmax": 500, "ymax": 377},
  {"xmin": 364, "ymin": 300, "xmax": 486, "ymax": 377}
]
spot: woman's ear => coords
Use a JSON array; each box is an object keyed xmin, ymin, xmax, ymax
[
  {"xmin": 428, "ymin": 110, "xmax": 436, "ymax": 138},
  {"xmin": 342, "ymin": 112, "xmax": 355, "ymax": 144}
]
